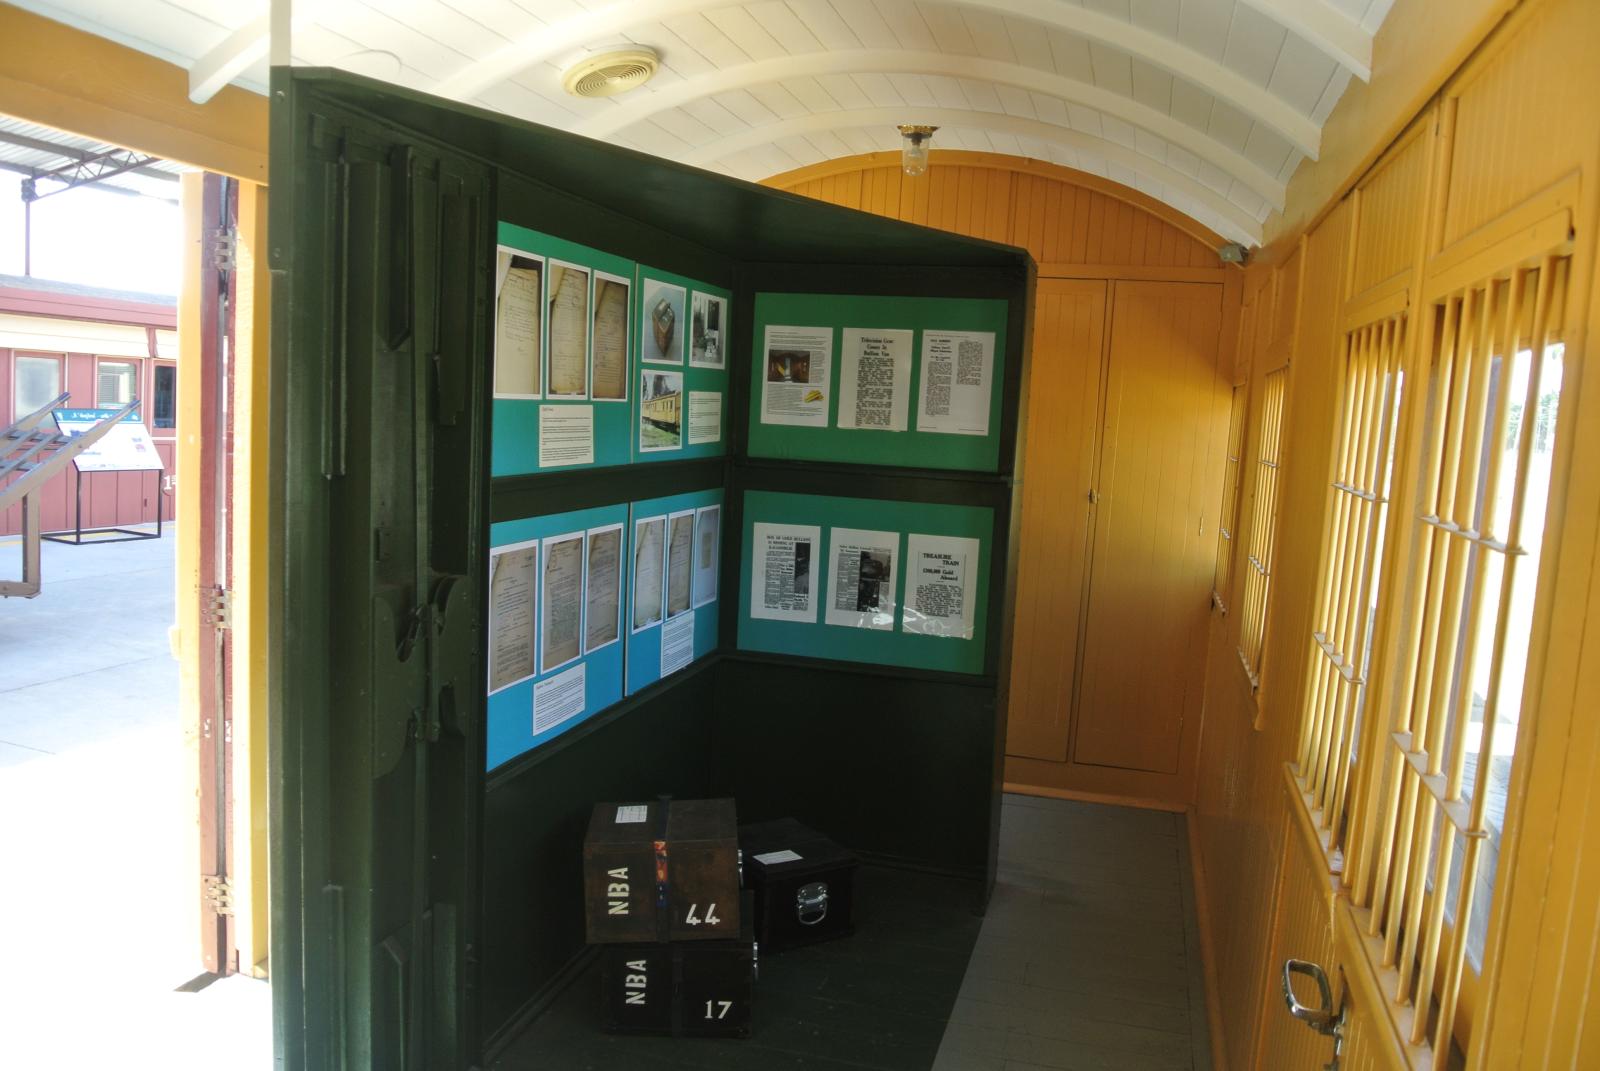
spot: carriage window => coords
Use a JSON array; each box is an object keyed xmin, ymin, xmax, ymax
[
  {"xmin": 153, "ymin": 365, "xmax": 177, "ymax": 429},
  {"xmin": 15, "ymin": 355, "xmax": 61, "ymax": 420}
]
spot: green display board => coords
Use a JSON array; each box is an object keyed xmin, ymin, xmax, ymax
[
  {"xmin": 747, "ymin": 292, "xmax": 1009, "ymax": 472},
  {"xmin": 736, "ymin": 490, "xmax": 993, "ymax": 675}
]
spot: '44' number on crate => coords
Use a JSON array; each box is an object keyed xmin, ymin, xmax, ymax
[{"xmin": 684, "ymin": 902, "xmax": 721, "ymax": 926}]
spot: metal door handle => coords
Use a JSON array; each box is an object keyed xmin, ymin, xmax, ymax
[{"xmin": 1283, "ymin": 959, "xmax": 1338, "ymax": 1033}]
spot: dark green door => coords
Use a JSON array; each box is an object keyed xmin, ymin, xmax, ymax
[{"xmin": 269, "ymin": 72, "xmax": 491, "ymax": 1071}]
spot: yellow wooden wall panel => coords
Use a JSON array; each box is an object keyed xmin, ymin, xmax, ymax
[
  {"xmin": 1442, "ymin": 0, "xmax": 1595, "ymax": 247},
  {"xmin": 1074, "ymin": 282, "xmax": 1225, "ymax": 774},
  {"xmin": 1006, "ymin": 281, "xmax": 1108, "ymax": 762},
  {"xmin": 1257, "ymin": 801, "xmax": 1340, "ymax": 1071},
  {"xmin": 1350, "ymin": 128, "xmax": 1432, "ymax": 296},
  {"xmin": 1193, "ymin": 200, "xmax": 1352, "ymax": 1071}
]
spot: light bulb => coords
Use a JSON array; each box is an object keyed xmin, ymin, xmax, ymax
[
  {"xmin": 903, "ymin": 141, "xmax": 929, "ymax": 176},
  {"xmin": 897, "ymin": 125, "xmax": 938, "ymax": 177}
]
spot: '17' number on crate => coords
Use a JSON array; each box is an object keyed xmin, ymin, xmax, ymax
[{"xmin": 704, "ymin": 1000, "xmax": 733, "ymax": 1020}]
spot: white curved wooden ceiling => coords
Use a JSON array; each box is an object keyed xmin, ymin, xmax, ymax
[{"xmin": 14, "ymin": 0, "xmax": 1398, "ymax": 245}]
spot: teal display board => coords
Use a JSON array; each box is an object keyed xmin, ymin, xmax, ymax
[
  {"xmin": 737, "ymin": 490, "xmax": 993, "ymax": 675},
  {"xmin": 492, "ymin": 224, "xmax": 635, "ymax": 476},
  {"xmin": 486, "ymin": 503, "xmax": 629, "ymax": 770},
  {"xmin": 491, "ymin": 224, "xmax": 732, "ymax": 476},
  {"xmin": 626, "ymin": 488, "xmax": 723, "ymax": 694},
  {"xmin": 747, "ymin": 292, "xmax": 1009, "ymax": 472},
  {"xmin": 635, "ymin": 265, "xmax": 731, "ymax": 465}
]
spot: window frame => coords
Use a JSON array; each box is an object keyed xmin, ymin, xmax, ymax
[
  {"xmin": 95, "ymin": 356, "xmax": 139, "ymax": 408},
  {"xmin": 13, "ymin": 351, "xmax": 65, "ymax": 421},
  {"xmin": 152, "ymin": 361, "xmax": 178, "ymax": 433},
  {"xmin": 1342, "ymin": 252, "xmax": 1571, "ymax": 1059},
  {"xmin": 1212, "ymin": 381, "xmax": 1250, "ymax": 614},
  {"xmin": 1237, "ymin": 362, "xmax": 1290, "ymax": 694}
]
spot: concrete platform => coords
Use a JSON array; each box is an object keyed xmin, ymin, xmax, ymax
[{"xmin": 0, "ymin": 528, "xmax": 272, "ymax": 1070}]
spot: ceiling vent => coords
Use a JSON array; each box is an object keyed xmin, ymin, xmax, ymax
[{"xmin": 562, "ymin": 49, "xmax": 660, "ymax": 99}]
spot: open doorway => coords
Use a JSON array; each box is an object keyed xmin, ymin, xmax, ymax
[{"xmin": 0, "ymin": 120, "xmax": 271, "ymax": 1068}]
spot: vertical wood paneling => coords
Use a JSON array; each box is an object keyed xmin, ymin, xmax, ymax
[
  {"xmin": 1257, "ymin": 802, "xmax": 1340, "ymax": 1070},
  {"xmin": 1195, "ymin": 197, "xmax": 1352, "ymax": 1071},
  {"xmin": 1006, "ymin": 280, "xmax": 1108, "ymax": 762},
  {"xmin": 1349, "ymin": 129, "xmax": 1431, "ymax": 296},
  {"xmin": 1074, "ymin": 282, "xmax": 1225, "ymax": 774},
  {"xmin": 1442, "ymin": 0, "xmax": 1591, "ymax": 247},
  {"xmin": 769, "ymin": 156, "xmax": 1224, "ymax": 272}
]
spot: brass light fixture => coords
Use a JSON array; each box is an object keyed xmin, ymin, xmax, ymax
[{"xmin": 897, "ymin": 125, "xmax": 938, "ymax": 176}]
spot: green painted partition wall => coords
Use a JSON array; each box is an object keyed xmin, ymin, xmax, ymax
[{"xmin": 271, "ymin": 67, "xmax": 1031, "ymax": 1071}]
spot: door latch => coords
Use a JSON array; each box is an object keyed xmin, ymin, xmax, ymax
[{"xmin": 1282, "ymin": 959, "xmax": 1345, "ymax": 1071}]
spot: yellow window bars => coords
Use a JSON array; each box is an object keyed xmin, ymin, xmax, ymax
[
  {"xmin": 1213, "ymin": 383, "xmax": 1249, "ymax": 612},
  {"xmin": 1238, "ymin": 366, "xmax": 1288, "ymax": 689},
  {"xmin": 1296, "ymin": 314, "xmax": 1406, "ymax": 858},
  {"xmin": 1358, "ymin": 254, "xmax": 1568, "ymax": 1056}
]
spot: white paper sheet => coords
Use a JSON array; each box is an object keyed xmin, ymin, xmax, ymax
[
  {"xmin": 631, "ymin": 516, "xmax": 666, "ymax": 632},
  {"xmin": 533, "ymin": 662, "xmax": 586, "ymax": 733},
  {"xmin": 760, "ymin": 325, "xmax": 833, "ymax": 427},
  {"xmin": 546, "ymin": 261, "xmax": 590, "ymax": 398},
  {"xmin": 540, "ymin": 532, "xmax": 585, "ymax": 672},
  {"xmin": 538, "ymin": 404, "xmax": 594, "ymax": 468},
  {"xmin": 584, "ymin": 524, "xmax": 623, "ymax": 653},
  {"xmin": 692, "ymin": 505, "xmax": 720, "ymax": 608},
  {"xmin": 487, "ymin": 540, "xmax": 538, "ymax": 693},
  {"xmin": 750, "ymin": 522, "xmax": 821, "ymax": 622},
  {"xmin": 687, "ymin": 390, "xmax": 722, "ymax": 445},
  {"xmin": 591, "ymin": 272, "xmax": 629, "ymax": 401},
  {"xmin": 901, "ymin": 533, "xmax": 981, "ymax": 640},
  {"xmin": 838, "ymin": 328, "xmax": 912, "ymax": 432},
  {"xmin": 915, "ymin": 330, "xmax": 995, "ymax": 437},
  {"xmin": 660, "ymin": 609, "xmax": 696, "ymax": 676},
  {"xmin": 493, "ymin": 252, "xmax": 541, "ymax": 398},
  {"xmin": 824, "ymin": 527, "xmax": 899, "ymax": 630},
  {"xmin": 666, "ymin": 510, "xmax": 694, "ymax": 618}
]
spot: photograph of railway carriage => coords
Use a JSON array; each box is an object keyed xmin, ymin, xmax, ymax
[{"xmin": 638, "ymin": 370, "xmax": 682, "ymax": 452}]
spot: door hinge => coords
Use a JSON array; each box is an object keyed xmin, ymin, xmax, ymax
[
  {"xmin": 208, "ymin": 228, "xmax": 237, "ymax": 272},
  {"xmin": 201, "ymin": 585, "xmax": 231, "ymax": 631},
  {"xmin": 203, "ymin": 875, "xmax": 234, "ymax": 916}
]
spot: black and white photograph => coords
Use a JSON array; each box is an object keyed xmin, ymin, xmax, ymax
[
  {"xmin": 825, "ymin": 527, "xmax": 898, "ymax": 630},
  {"xmin": 690, "ymin": 291, "xmax": 726, "ymax": 369}
]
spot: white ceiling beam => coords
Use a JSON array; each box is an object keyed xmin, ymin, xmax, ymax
[
  {"xmin": 681, "ymin": 107, "xmax": 1263, "ymax": 246},
  {"xmin": 1235, "ymin": 0, "xmax": 1372, "ymax": 80},
  {"xmin": 431, "ymin": 0, "xmax": 1321, "ymax": 158},
  {"xmin": 189, "ymin": 2, "xmax": 322, "ymax": 103},
  {"xmin": 189, "ymin": 15, "xmax": 271, "ymax": 104},
  {"xmin": 574, "ymin": 49, "xmax": 1286, "ymax": 209}
]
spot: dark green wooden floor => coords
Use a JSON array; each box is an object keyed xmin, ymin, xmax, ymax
[{"xmin": 493, "ymin": 795, "xmax": 1212, "ymax": 1071}]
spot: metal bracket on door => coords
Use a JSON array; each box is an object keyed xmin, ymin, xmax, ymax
[{"xmin": 1282, "ymin": 959, "xmax": 1346, "ymax": 1071}]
